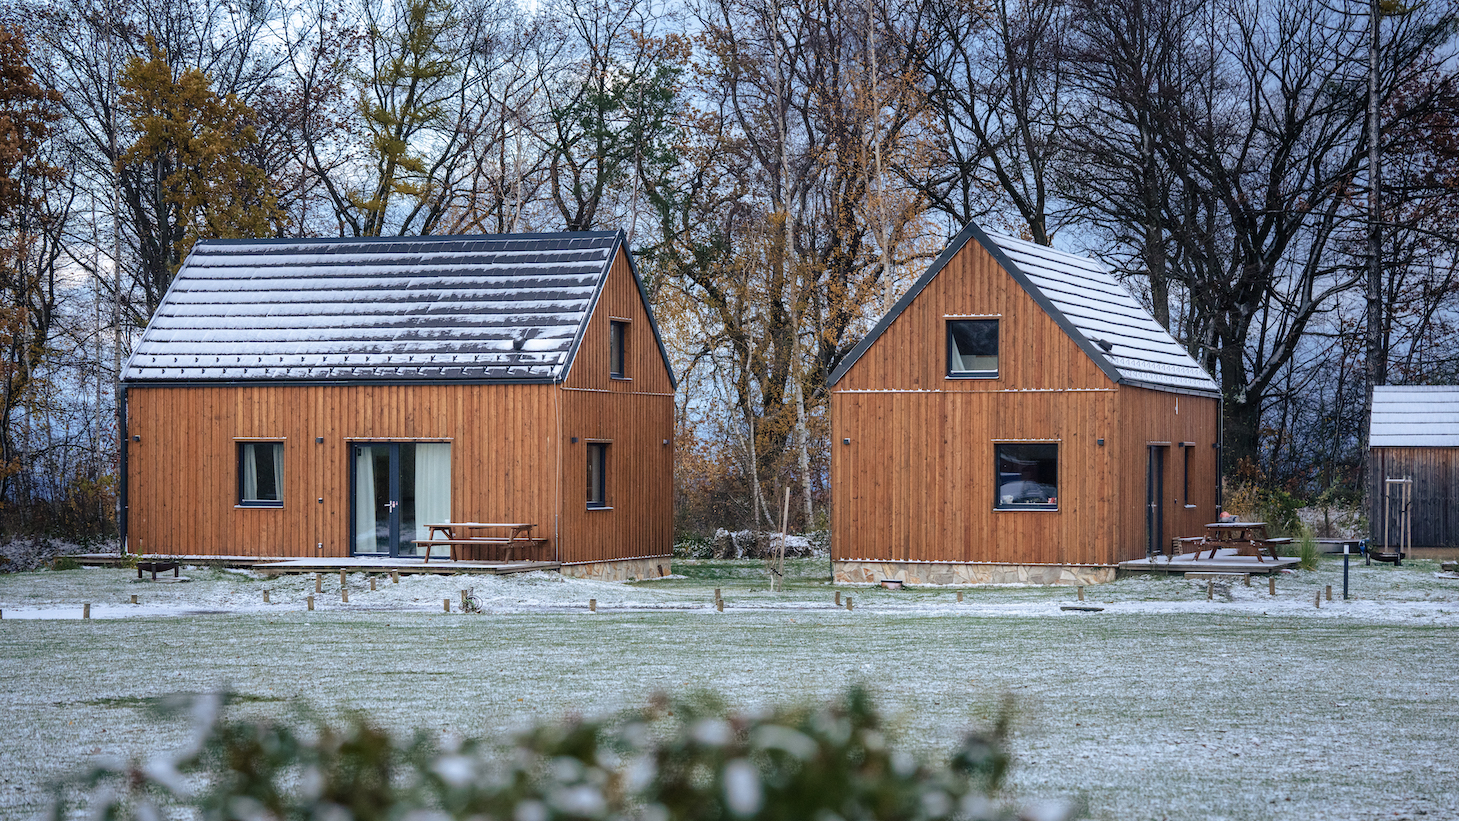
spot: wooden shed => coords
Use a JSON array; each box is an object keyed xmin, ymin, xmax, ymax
[
  {"xmin": 828, "ymin": 222, "xmax": 1222, "ymax": 585},
  {"xmin": 119, "ymin": 231, "xmax": 675, "ymax": 580},
  {"xmin": 1368, "ymin": 385, "xmax": 1459, "ymax": 550}
]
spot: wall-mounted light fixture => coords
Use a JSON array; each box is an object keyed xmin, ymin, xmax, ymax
[
  {"xmin": 843, "ymin": 438, "xmax": 851, "ymax": 445},
  {"xmin": 133, "ymin": 435, "xmax": 141, "ymax": 442},
  {"xmin": 570, "ymin": 436, "xmax": 578, "ymax": 444},
  {"xmin": 316, "ymin": 436, "xmax": 324, "ymax": 444},
  {"xmin": 1097, "ymin": 438, "xmax": 1105, "ymax": 446},
  {"xmin": 662, "ymin": 439, "xmax": 669, "ymax": 445}
]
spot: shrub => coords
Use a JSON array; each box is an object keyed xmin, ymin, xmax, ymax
[
  {"xmin": 53, "ymin": 688, "xmax": 1061, "ymax": 821},
  {"xmin": 49, "ymin": 556, "xmax": 79, "ymax": 571}
]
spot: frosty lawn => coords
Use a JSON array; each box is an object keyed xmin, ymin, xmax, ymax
[{"xmin": 1, "ymin": 559, "xmax": 1456, "ymax": 820}]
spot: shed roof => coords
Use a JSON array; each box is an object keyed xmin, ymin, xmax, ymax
[
  {"xmin": 1369, "ymin": 385, "xmax": 1459, "ymax": 447},
  {"xmin": 828, "ymin": 221, "xmax": 1220, "ymax": 396},
  {"xmin": 121, "ymin": 231, "xmax": 674, "ymax": 386}
]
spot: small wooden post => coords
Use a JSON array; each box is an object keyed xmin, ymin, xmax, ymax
[
  {"xmin": 715, "ymin": 587, "xmax": 722, "ymax": 601},
  {"xmin": 1325, "ymin": 585, "xmax": 1332, "ymax": 602},
  {"xmin": 130, "ymin": 594, "xmax": 138, "ymax": 605},
  {"xmin": 835, "ymin": 591, "xmax": 842, "ymax": 606},
  {"xmin": 590, "ymin": 599, "xmax": 597, "ymax": 612},
  {"xmin": 1078, "ymin": 586, "xmax": 1085, "ymax": 602},
  {"xmin": 392, "ymin": 571, "xmax": 399, "ymax": 584},
  {"xmin": 1269, "ymin": 577, "xmax": 1276, "ymax": 596},
  {"xmin": 341, "ymin": 588, "xmax": 349, "ymax": 603},
  {"xmin": 315, "ymin": 573, "xmax": 322, "ymax": 593},
  {"xmin": 845, "ymin": 597, "xmax": 853, "ymax": 611},
  {"xmin": 83, "ymin": 603, "xmax": 90, "ymax": 619},
  {"xmin": 957, "ymin": 591, "xmax": 964, "ymax": 603},
  {"xmin": 263, "ymin": 590, "xmax": 270, "ymax": 603},
  {"xmin": 1244, "ymin": 574, "xmax": 1251, "ymax": 587},
  {"xmin": 307, "ymin": 595, "xmax": 314, "ymax": 611},
  {"xmin": 1207, "ymin": 580, "xmax": 1214, "ymax": 600},
  {"xmin": 1315, "ymin": 589, "xmax": 1321, "ymax": 609},
  {"xmin": 715, "ymin": 598, "xmax": 723, "ymax": 612},
  {"xmin": 340, "ymin": 569, "xmax": 347, "ymax": 588},
  {"xmin": 461, "ymin": 590, "xmax": 469, "ymax": 609},
  {"xmin": 370, "ymin": 577, "xmax": 376, "ymax": 591},
  {"xmin": 444, "ymin": 599, "xmax": 451, "ymax": 612}
]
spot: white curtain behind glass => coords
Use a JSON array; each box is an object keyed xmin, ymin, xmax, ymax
[
  {"xmin": 242, "ymin": 444, "xmax": 259, "ymax": 500},
  {"xmin": 355, "ymin": 448, "xmax": 377, "ymax": 552},
  {"xmin": 271, "ymin": 444, "xmax": 283, "ymax": 501},
  {"xmin": 414, "ymin": 443, "xmax": 451, "ymax": 558}
]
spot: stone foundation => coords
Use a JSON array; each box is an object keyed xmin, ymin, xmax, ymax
[
  {"xmin": 560, "ymin": 556, "xmax": 673, "ymax": 582},
  {"xmin": 834, "ymin": 559, "xmax": 1115, "ymax": 586}
]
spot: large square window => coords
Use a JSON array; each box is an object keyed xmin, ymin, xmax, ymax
[
  {"xmin": 995, "ymin": 443, "xmax": 1057, "ymax": 510},
  {"xmin": 586, "ymin": 442, "xmax": 610, "ymax": 508},
  {"xmin": 948, "ymin": 319, "xmax": 998, "ymax": 378},
  {"xmin": 239, "ymin": 442, "xmax": 284, "ymax": 507}
]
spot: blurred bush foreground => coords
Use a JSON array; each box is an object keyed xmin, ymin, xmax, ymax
[{"xmin": 51, "ymin": 687, "xmax": 1069, "ymax": 821}]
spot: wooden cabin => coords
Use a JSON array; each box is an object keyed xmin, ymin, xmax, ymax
[
  {"xmin": 828, "ymin": 222, "xmax": 1222, "ymax": 585},
  {"xmin": 1368, "ymin": 386, "xmax": 1459, "ymax": 550},
  {"xmin": 119, "ymin": 231, "xmax": 675, "ymax": 580}
]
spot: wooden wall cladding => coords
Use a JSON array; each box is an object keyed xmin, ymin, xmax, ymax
[
  {"xmin": 1368, "ymin": 447, "xmax": 1458, "ymax": 547},
  {"xmin": 834, "ymin": 239, "xmax": 1114, "ymax": 392},
  {"xmin": 1112, "ymin": 387, "xmax": 1222, "ymax": 560},
  {"xmin": 563, "ymin": 247, "xmax": 674, "ymax": 395},
  {"xmin": 831, "ymin": 390, "xmax": 1118, "ymax": 566},
  {"xmin": 126, "ymin": 384, "xmax": 562, "ymax": 559}
]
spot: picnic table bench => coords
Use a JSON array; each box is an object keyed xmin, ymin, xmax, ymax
[
  {"xmin": 415, "ymin": 522, "xmax": 548, "ymax": 563},
  {"xmin": 1193, "ymin": 522, "xmax": 1288, "ymax": 562}
]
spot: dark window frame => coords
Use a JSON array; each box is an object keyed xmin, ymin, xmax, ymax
[
  {"xmin": 586, "ymin": 441, "xmax": 610, "ymax": 509},
  {"xmin": 609, "ymin": 320, "xmax": 628, "ymax": 379},
  {"xmin": 993, "ymin": 442, "xmax": 1059, "ymax": 511},
  {"xmin": 237, "ymin": 441, "xmax": 285, "ymax": 508},
  {"xmin": 946, "ymin": 319, "xmax": 999, "ymax": 379},
  {"xmin": 1182, "ymin": 445, "xmax": 1193, "ymax": 507}
]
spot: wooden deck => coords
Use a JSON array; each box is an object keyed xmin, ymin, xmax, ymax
[
  {"xmin": 73, "ymin": 553, "xmax": 561, "ymax": 577},
  {"xmin": 1119, "ymin": 548, "xmax": 1300, "ymax": 575}
]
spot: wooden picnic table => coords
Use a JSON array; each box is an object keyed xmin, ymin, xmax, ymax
[
  {"xmin": 416, "ymin": 522, "xmax": 546, "ymax": 563},
  {"xmin": 1194, "ymin": 521, "xmax": 1290, "ymax": 562}
]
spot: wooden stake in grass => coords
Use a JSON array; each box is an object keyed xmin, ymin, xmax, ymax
[
  {"xmin": 845, "ymin": 597, "xmax": 853, "ymax": 612},
  {"xmin": 461, "ymin": 589, "xmax": 469, "ymax": 609},
  {"xmin": 1244, "ymin": 574, "xmax": 1251, "ymax": 587},
  {"xmin": 835, "ymin": 591, "xmax": 842, "ymax": 606},
  {"xmin": 715, "ymin": 598, "xmax": 723, "ymax": 612},
  {"xmin": 1315, "ymin": 589, "xmax": 1321, "ymax": 609},
  {"xmin": 315, "ymin": 573, "xmax": 322, "ymax": 593},
  {"xmin": 444, "ymin": 599, "xmax": 451, "ymax": 613},
  {"xmin": 1269, "ymin": 577, "xmax": 1276, "ymax": 596},
  {"xmin": 342, "ymin": 588, "xmax": 349, "ymax": 603},
  {"xmin": 1078, "ymin": 586, "xmax": 1085, "ymax": 602},
  {"xmin": 307, "ymin": 595, "xmax": 314, "ymax": 611},
  {"xmin": 1207, "ymin": 580, "xmax": 1214, "ymax": 600},
  {"xmin": 130, "ymin": 594, "xmax": 138, "ymax": 605},
  {"xmin": 370, "ymin": 577, "xmax": 376, "ymax": 591},
  {"xmin": 715, "ymin": 587, "xmax": 722, "ymax": 602},
  {"xmin": 1326, "ymin": 585, "xmax": 1332, "ymax": 602},
  {"xmin": 392, "ymin": 571, "xmax": 399, "ymax": 584},
  {"xmin": 340, "ymin": 569, "xmax": 347, "ymax": 588},
  {"xmin": 263, "ymin": 590, "xmax": 270, "ymax": 603},
  {"xmin": 957, "ymin": 591, "xmax": 964, "ymax": 603},
  {"xmin": 590, "ymin": 599, "xmax": 597, "ymax": 612},
  {"xmin": 83, "ymin": 603, "xmax": 90, "ymax": 619}
]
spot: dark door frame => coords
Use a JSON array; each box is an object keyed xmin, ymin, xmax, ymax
[
  {"xmin": 1146, "ymin": 444, "xmax": 1167, "ymax": 560},
  {"xmin": 350, "ymin": 442, "xmax": 405, "ymax": 557}
]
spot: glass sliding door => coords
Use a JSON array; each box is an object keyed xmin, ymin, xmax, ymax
[{"xmin": 351, "ymin": 442, "xmax": 451, "ymax": 557}]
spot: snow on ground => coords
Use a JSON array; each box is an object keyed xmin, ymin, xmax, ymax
[{"xmin": 0, "ymin": 557, "xmax": 1456, "ymax": 821}]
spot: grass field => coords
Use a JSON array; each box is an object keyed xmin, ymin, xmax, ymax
[{"xmin": 1, "ymin": 557, "xmax": 1456, "ymax": 820}]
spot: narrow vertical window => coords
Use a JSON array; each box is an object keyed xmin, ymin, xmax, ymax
[
  {"xmin": 609, "ymin": 320, "xmax": 628, "ymax": 378},
  {"xmin": 1183, "ymin": 445, "xmax": 1192, "ymax": 506},
  {"xmin": 239, "ymin": 442, "xmax": 284, "ymax": 506},
  {"xmin": 586, "ymin": 442, "xmax": 609, "ymax": 508},
  {"xmin": 947, "ymin": 319, "xmax": 998, "ymax": 378}
]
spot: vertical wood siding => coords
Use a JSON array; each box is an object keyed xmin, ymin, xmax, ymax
[
  {"xmin": 830, "ymin": 236, "xmax": 1221, "ymax": 566},
  {"xmin": 558, "ymin": 247, "xmax": 676, "ymax": 563},
  {"xmin": 126, "ymin": 384, "xmax": 563, "ymax": 558},
  {"xmin": 1368, "ymin": 447, "xmax": 1458, "ymax": 547}
]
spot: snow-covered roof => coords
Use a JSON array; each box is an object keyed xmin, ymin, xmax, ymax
[
  {"xmin": 1369, "ymin": 385, "xmax": 1459, "ymax": 447},
  {"xmin": 122, "ymin": 232, "xmax": 670, "ymax": 384},
  {"xmin": 828, "ymin": 221, "xmax": 1220, "ymax": 396}
]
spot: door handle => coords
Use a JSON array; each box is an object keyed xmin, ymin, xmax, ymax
[{"xmin": 388, "ymin": 500, "xmax": 399, "ymax": 511}]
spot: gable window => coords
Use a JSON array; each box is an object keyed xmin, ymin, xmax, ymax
[
  {"xmin": 995, "ymin": 443, "xmax": 1057, "ymax": 510},
  {"xmin": 239, "ymin": 442, "xmax": 284, "ymax": 507},
  {"xmin": 610, "ymin": 320, "xmax": 628, "ymax": 379},
  {"xmin": 586, "ymin": 442, "xmax": 610, "ymax": 508},
  {"xmin": 948, "ymin": 319, "xmax": 998, "ymax": 378}
]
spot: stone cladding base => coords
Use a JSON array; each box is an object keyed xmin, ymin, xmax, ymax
[
  {"xmin": 560, "ymin": 556, "xmax": 672, "ymax": 582},
  {"xmin": 834, "ymin": 560, "xmax": 1115, "ymax": 586}
]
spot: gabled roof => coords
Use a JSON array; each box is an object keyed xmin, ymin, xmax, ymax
[
  {"xmin": 828, "ymin": 221, "xmax": 1220, "ymax": 396},
  {"xmin": 1370, "ymin": 386, "xmax": 1459, "ymax": 447},
  {"xmin": 121, "ymin": 231, "xmax": 675, "ymax": 386}
]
